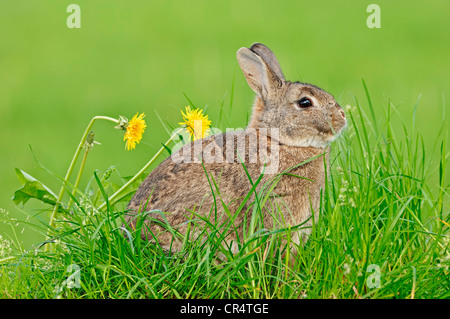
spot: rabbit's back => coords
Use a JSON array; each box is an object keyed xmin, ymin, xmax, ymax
[{"xmin": 127, "ymin": 130, "xmax": 263, "ymax": 213}]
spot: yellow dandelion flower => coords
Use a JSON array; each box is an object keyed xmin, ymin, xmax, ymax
[
  {"xmin": 123, "ymin": 112, "xmax": 147, "ymax": 150},
  {"xmin": 179, "ymin": 106, "xmax": 211, "ymax": 141}
]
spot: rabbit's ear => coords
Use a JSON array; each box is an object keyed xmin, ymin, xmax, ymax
[
  {"xmin": 236, "ymin": 47, "xmax": 283, "ymax": 98},
  {"xmin": 249, "ymin": 43, "xmax": 285, "ymax": 81}
]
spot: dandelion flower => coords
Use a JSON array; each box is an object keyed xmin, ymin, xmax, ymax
[
  {"xmin": 179, "ymin": 106, "xmax": 211, "ymax": 141},
  {"xmin": 123, "ymin": 112, "xmax": 147, "ymax": 150}
]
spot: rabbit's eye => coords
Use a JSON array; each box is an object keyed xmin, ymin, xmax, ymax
[{"xmin": 297, "ymin": 97, "xmax": 313, "ymax": 108}]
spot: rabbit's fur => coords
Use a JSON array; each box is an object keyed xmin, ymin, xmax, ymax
[{"xmin": 126, "ymin": 43, "xmax": 347, "ymax": 255}]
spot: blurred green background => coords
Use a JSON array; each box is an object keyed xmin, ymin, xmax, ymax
[{"xmin": 1, "ymin": 0, "xmax": 448, "ymax": 249}]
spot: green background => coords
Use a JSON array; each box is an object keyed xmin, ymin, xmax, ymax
[{"xmin": 0, "ymin": 0, "xmax": 448, "ymax": 249}]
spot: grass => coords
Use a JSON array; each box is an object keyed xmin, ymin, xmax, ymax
[{"xmin": 0, "ymin": 85, "xmax": 449, "ymax": 299}]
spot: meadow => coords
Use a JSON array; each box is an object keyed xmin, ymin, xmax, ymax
[{"xmin": 0, "ymin": 0, "xmax": 448, "ymax": 299}]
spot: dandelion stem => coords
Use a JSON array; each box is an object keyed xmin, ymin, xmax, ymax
[
  {"xmin": 68, "ymin": 147, "xmax": 90, "ymax": 207},
  {"xmin": 46, "ymin": 116, "xmax": 119, "ymax": 251},
  {"xmin": 98, "ymin": 128, "xmax": 183, "ymax": 211}
]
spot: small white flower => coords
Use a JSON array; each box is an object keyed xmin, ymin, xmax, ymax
[
  {"xmin": 0, "ymin": 235, "xmax": 12, "ymax": 259},
  {"xmin": 349, "ymin": 198, "xmax": 356, "ymax": 208},
  {"xmin": 344, "ymin": 104, "xmax": 355, "ymax": 113},
  {"xmin": 343, "ymin": 263, "xmax": 351, "ymax": 275}
]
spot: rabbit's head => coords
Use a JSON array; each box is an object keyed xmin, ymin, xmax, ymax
[{"xmin": 237, "ymin": 43, "xmax": 347, "ymax": 149}]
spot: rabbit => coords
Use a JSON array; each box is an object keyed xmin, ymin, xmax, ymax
[{"xmin": 126, "ymin": 43, "xmax": 347, "ymax": 257}]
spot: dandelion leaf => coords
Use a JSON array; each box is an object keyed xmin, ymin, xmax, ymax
[{"xmin": 12, "ymin": 168, "xmax": 57, "ymax": 206}]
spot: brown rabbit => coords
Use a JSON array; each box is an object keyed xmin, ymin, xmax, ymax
[{"xmin": 126, "ymin": 43, "xmax": 347, "ymax": 256}]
